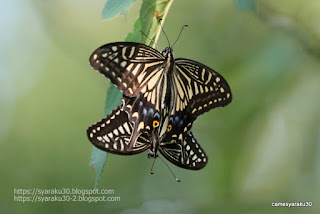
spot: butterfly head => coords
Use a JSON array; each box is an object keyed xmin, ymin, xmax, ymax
[
  {"xmin": 161, "ymin": 47, "xmax": 175, "ymax": 73},
  {"xmin": 162, "ymin": 47, "xmax": 174, "ymax": 59}
]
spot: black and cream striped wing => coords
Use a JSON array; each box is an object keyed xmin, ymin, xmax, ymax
[
  {"xmin": 165, "ymin": 58, "xmax": 232, "ymax": 142},
  {"xmin": 173, "ymin": 58, "xmax": 232, "ymax": 118},
  {"xmin": 87, "ymin": 106, "xmax": 151, "ymax": 155},
  {"xmin": 89, "ymin": 42, "xmax": 165, "ymax": 97},
  {"xmin": 159, "ymin": 132, "xmax": 208, "ymax": 170},
  {"xmin": 121, "ymin": 70, "xmax": 168, "ymax": 148}
]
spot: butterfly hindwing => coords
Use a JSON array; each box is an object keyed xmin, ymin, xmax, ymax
[
  {"xmin": 89, "ymin": 42, "xmax": 165, "ymax": 97},
  {"xmin": 87, "ymin": 106, "xmax": 150, "ymax": 155},
  {"xmin": 159, "ymin": 132, "xmax": 208, "ymax": 170}
]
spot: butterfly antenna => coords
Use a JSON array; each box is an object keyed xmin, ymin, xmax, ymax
[
  {"xmin": 172, "ymin": 25, "xmax": 188, "ymax": 48},
  {"xmin": 150, "ymin": 158, "xmax": 157, "ymax": 174},
  {"xmin": 140, "ymin": 30, "xmax": 159, "ymax": 50},
  {"xmin": 159, "ymin": 19, "xmax": 171, "ymax": 47},
  {"xmin": 158, "ymin": 156, "xmax": 181, "ymax": 182}
]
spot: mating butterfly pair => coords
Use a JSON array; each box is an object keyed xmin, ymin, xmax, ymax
[{"xmin": 87, "ymin": 41, "xmax": 232, "ymax": 170}]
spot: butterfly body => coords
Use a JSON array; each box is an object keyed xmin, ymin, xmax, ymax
[
  {"xmin": 88, "ymin": 42, "xmax": 232, "ymax": 170},
  {"xmin": 161, "ymin": 47, "xmax": 175, "ymax": 74}
]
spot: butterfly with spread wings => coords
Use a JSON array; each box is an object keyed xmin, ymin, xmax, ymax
[{"xmin": 87, "ymin": 41, "xmax": 232, "ymax": 170}]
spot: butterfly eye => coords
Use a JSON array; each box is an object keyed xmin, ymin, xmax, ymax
[
  {"xmin": 167, "ymin": 124, "xmax": 172, "ymax": 131},
  {"xmin": 153, "ymin": 120, "xmax": 160, "ymax": 127}
]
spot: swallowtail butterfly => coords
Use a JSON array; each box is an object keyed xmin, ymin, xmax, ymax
[
  {"xmin": 87, "ymin": 40, "xmax": 232, "ymax": 170},
  {"xmin": 88, "ymin": 105, "xmax": 207, "ymax": 169}
]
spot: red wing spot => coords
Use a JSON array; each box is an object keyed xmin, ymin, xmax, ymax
[{"xmin": 154, "ymin": 10, "xmax": 159, "ymax": 19}]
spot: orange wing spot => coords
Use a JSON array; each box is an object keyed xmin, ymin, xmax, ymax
[
  {"xmin": 153, "ymin": 120, "xmax": 159, "ymax": 127},
  {"xmin": 167, "ymin": 124, "xmax": 172, "ymax": 131}
]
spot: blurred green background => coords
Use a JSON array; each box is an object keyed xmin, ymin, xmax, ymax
[{"xmin": 1, "ymin": 0, "xmax": 320, "ymax": 213}]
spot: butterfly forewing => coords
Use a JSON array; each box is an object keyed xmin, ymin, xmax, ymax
[
  {"xmin": 89, "ymin": 42, "xmax": 165, "ymax": 97},
  {"xmin": 87, "ymin": 106, "xmax": 150, "ymax": 155},
  {"xmin": 162, "ymin": 58, "xmax": 232, "ymax": 144},
  {"xmin": 173, "ymin": 58, "xmax": 232, "ymax": 118},
  {"xmin": 159, "ymin": 132, "xmax": 208, "ymax": 170}
]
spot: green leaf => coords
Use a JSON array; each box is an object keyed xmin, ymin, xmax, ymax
[
  {"xmin": 102, "ymin": 0, "xmax": 134, "ymax": 20},
  {"xmin": 91, "ymin": 0, "xmax": 174, "ymax": 187},
  {"xmin": 90, "ymin": 147, "xmax": 107, "ymax": 188},
  {"xmin": 140, "ymin": 0, "xmax": 173, "ymax": 46},
  {"xmin": 125, "ymin": 19, "xmax": 142, "ymax": 42},
  {"xmin": 90, "ymin": 84, "xmax": 122, "ymax": 188},
  {"xmin": 103, "ymin": 84, "xmax": 123, "ymax": 117}
]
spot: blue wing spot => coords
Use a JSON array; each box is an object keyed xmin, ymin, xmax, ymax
[
  {"xmin": 142, "ymin": 108, "xmax": 147, "ymax": 115},
  {"xmin": 154, "ymin": 112, "xmax": 160, "ymax": 119},
  {"xmin": 149, "ymin": 108, "xmax": 154, "ymax": 116}
]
